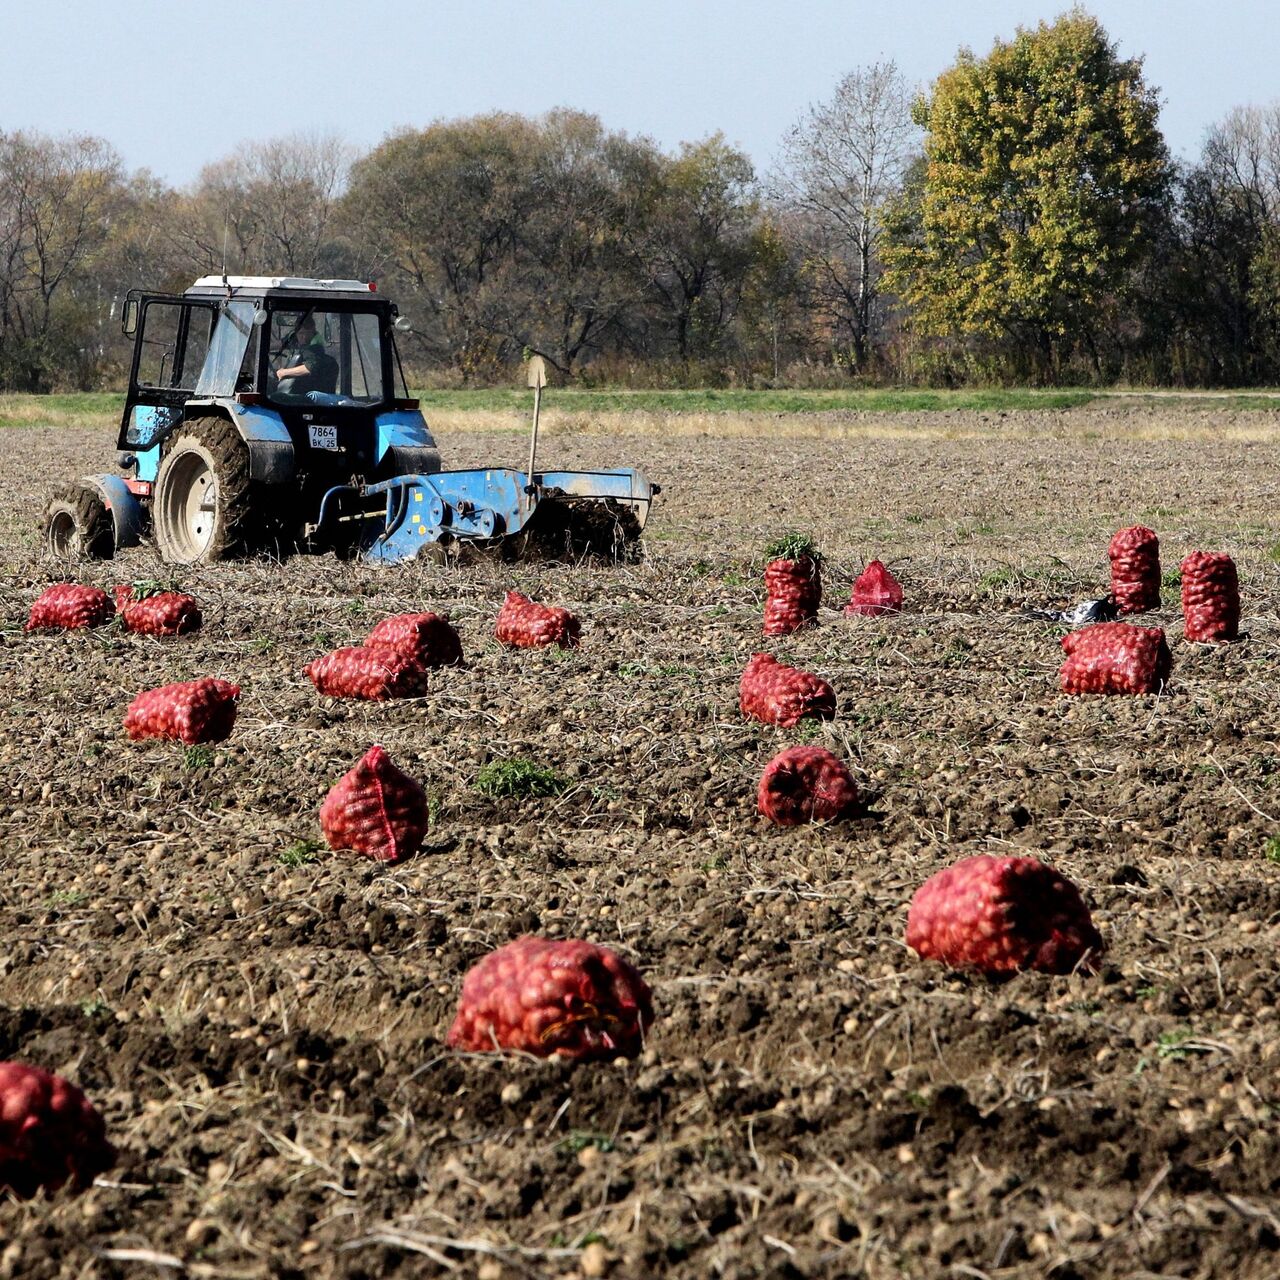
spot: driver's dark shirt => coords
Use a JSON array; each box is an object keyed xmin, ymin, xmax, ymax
[
  {"xmin": 288, "ymin": 335, "xmax": 325, "ymax": 377},
  {"xmin": 276, "ymin": 334, "xmax": 327, "ymax": 395}
]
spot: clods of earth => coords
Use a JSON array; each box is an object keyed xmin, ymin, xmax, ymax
[{"xmin": 2, "ymin": 406, "xmax": 1280, "ymax": 1278}]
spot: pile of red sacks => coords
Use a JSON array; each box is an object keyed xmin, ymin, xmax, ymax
[
  {"xmin": 27, "ymin": 583, "xmax": 204, "ymax": 635},
  {"xmin": 306, "ymin": 610, "xmax": 465, "ymax": 699}
]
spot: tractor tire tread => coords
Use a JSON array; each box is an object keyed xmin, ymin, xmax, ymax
[
  {"xmin": 156, "ymin": 416, "xmax": 254, "ymax": 562},
  {"xmin": 43, "ymin": 482, "xmax": 115, "ymax": 560}
]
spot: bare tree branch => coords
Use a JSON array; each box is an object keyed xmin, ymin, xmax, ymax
[{"xmin": 771, "ymin": 62, "xmax": 918, "ymax": 364}]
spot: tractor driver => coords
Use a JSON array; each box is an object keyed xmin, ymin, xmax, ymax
[{"xmin": 273, "ymin": 313, "xmax": 332, "ymax": 397}]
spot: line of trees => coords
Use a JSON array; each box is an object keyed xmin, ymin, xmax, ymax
[{"xmin": 6, "ymin": 9, "xmax": 1280, "ymax": 391}]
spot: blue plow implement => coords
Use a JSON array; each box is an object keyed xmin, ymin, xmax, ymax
[{"xmin": 315, "ymin": 466, "xmax": 656, "ymax": 562}]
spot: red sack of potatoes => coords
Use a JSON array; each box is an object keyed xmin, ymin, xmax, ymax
[
  {"xmin": 495, "ymin": 590, "xmax": 581, "ymax": 649},
  {"xmin": 0, "ymin": 1061, "xmax": 116, "ymax": 1198},
  {"xmin": 124, "ymin": 677, "xmax": 240, "ymax": 744},
  {"xmin": 304, "ymin": 646, "xmax": 429, "ymax": 700},
  {"xmin": 740, "ymin": 653, "xmax": 836, "ymax": 727},
  {"xmin": 844, "ymin": 560, "xmax": 904, "ymax": 617},
  {"xmin": 1059, "ymin": 622, "xmax": 1170, "ymax": 695},
  {"xmin": 366, "ymin": 611, "xmax": 463, "ymax": 666},
  {"xmin": 447, "ymin": 936, "xmax": 654, "ymax": 1061},
  {"xmin": 757, "ymin": 745, "xmax": 859, "ymax": 825},
  {"xmin": 1108, "ymin": 525, "xmax": 1161, "ymax": 615},
  {"xmin": 113, "ymin": 586, "xmax": 202, "ymax": 636},
  {"xmin": 907, "ymin": 855, "xmax": 1103, "ymax": 976},
  {"xmin": 25, "ymin": 584, "xmax": 114, "ymax": 632},
  {"xmin": 319, "ymin": 745, "xmax": 428, "ymax": 863},
  {"xmin": 1181, "ymin": 551, "xmax": 1240, "ymax": 643},
  {"xmin": 762, "ymin": 557, "xmax": 821, "ymax": 635}
]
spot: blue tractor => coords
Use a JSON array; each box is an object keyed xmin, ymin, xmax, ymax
[{"xmin": 44, "ymin": 276, "xmax": 657, "ymax": 564}]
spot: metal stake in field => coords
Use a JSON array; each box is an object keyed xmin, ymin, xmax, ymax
[{"xmin": 525, "ymin": 355, "xmax": 547, "ymax": 490}]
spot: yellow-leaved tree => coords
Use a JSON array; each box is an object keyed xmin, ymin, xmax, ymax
[{"xmin": 882, "ymin": 8, "xmax": 1171, "ymax": 378}]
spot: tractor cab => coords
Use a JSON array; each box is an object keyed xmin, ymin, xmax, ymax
[{"xmin": 117, "ymin": 277, "xmax": 428, "ymax": 476}]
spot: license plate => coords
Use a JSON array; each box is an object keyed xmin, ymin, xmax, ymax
[{"xmin": 308, "ymin": 424, "xmax": 339, "ymax": 451}]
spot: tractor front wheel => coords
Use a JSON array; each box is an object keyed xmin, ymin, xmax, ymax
[
  {"xmin": 153, "ymin": 418, "xmax": 252, "ymax": 564},
  {"xmin": 43, "ymin": 483, "xmax": 115, "ymax": 559}
]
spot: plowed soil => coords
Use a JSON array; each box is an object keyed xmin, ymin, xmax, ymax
[{"xmin": 2, "ymin": 405, "xmax": 1280, "ymax": 1279}]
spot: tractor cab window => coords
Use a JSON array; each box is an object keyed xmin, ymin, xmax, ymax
[
  {"xmin": 122, "ymin": 295, "xmax": 216, "ymax": 448},
  {"xmin": 195, "ymin": 300, "xmax": 259, "ymax": 397},
  {"xmin": 134, "ymin": 301, "xmax": 214, "ymax": 391},
  {"xmin": 344, "ymin": 312, "xmax": 387, "ymax": 403},
  {"xmin": 266, "ymin": 307, "xmax": 386, "ymax": 407}
]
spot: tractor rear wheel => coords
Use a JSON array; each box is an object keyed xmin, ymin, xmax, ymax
[
  {"xmin": 43, "ymin": 483, "xmax": 115, "ymax": 559},
  {"xmin": 154, "ymin": 417, "xmax": 252, "ymax": 564}
]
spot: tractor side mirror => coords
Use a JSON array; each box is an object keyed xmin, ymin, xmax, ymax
[
  {"xmin": 122, "ymin": 298, "xmax": 139, "ymax": 338},
  {"xmin": 394, "ymin": 315, "xmax": 412, "ymax": 333}
]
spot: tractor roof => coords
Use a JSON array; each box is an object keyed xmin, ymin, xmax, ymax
[{"xmin": 186, "ymin": 275, "xmax": 381, "ymax": 301}]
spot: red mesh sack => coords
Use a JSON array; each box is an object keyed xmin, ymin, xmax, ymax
[
  {"xmin": 844, "ymin": 560, "xmax": 904, "ymax": 617},
  {"xmin": 366, "ymin": 611, "xmax": 463, "ymax": 666},
  {"xmin": 739, "ymin": 653, "xmax": 836, "ymax": 727},
  {"xmin": 25, "ymin": 584, "xmax": 114, "ymax": 631},
  {"xmin": 113, "ymin": 586, "xmax": 202, "ymax": 636},
  {"xmin": 762, "ymin": 557, "xmax": 821, "ymax": 635},
  {"xmin": 757, "ymin": 745, "xmax": 859, "ymax": 825},
  {"xmin": 0, "ymin": 1062, "xmax": 115, "ymax": 1198},
  {"xmin": 319, "ymin": 745, "xmax": 428, "ymax": 863},
  {"xmin": 1181, "ymin": 551, "xmax": 1240, "ymax": 643},
  {"xmin": 1108, "ymin": 525, "xmax": 1161, "ymax": 615},
  {"xmin": 495, "ymin": 590, "xmax": 581, "ymax": 649},
  {"xmin": 907, "ymin": 855, "xmax": 1103, "ymax": 976},
  {"xmin": 447, "ymin": 936, "xmax": 654, "ymax": 1061},
  {"xmin": 124, "ymin": 677, "xmax": 240, "ymax": 744},
  {"xmin": 304, "ymin": 646, "xmax": 429, "ymax": 700},
  {"xmin": 1059, "ymin": 622, "xmax": 1170, "ymax": 695}
]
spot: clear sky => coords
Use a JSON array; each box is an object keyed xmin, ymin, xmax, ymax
[{"xmin": 2, "ymin": 0, "xmax": 1275, "ymax": 185}]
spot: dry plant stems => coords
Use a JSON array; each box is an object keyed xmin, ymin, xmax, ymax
[
  {"xmin": 423, "ymin": 402, "xmax": 1280, "ymax": 444},
  {"xmin": 0, "ymin": 408, "xmax": 1278, "ymax": 1277}
]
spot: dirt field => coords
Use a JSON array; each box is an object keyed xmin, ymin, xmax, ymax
[{"xmin": 2, "ymin": 404, "xmax": 1279, "ymax": 1279}]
